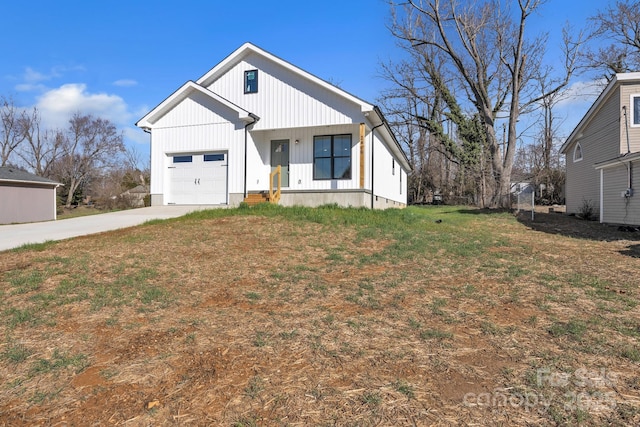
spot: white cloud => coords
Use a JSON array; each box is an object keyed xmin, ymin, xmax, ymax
[
  {"xmin": 124, "ymin": 126, "xmax": 149, "ymax": 145},
  {"xmin": 24, "ymin": 67, "xmax": 52, "ymax": 83},
  {"xmin": 113, "ymin": 79, "xmax": 138, "ymax": 87},
  {"xmin": 556, "ymin": 78, "xmax": 607, "ymax": 109},
  {"xmin": 36, "ymin": 83, "xmax": 131, "ymax": 130},
  {"xmin": 15, "ymin": 83, "xmax": 47, "ymax": 92},
  {"xmin": 14, "ymin": 65, "xmax": 86, "ymax": 92}
]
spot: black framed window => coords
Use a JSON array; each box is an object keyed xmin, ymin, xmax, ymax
[
  {"xmin": 204, "ymin": 154, "xmax": 225, "ymax": 162},
  {"xmin": 244, "ymin": 70, "xmax": 258, "ymax": 94},
  {"xmin": 313, "ymin": 134, "xmax": 352, "ymax": 180},
  {"xmin": 173, "ymin": 155, "xmax": 192, "ymax": 163}
]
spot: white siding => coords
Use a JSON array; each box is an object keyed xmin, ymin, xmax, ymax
[
  {"xmin": 372, "ymin": 131, "xmax": 407, "ymax": 206},
  {"xmin": 206, "ymin": 53, "xmax": 364, "ymax": 130},
  {"xmin": 248, "ymin": 124, "xmax": 364, "ymax": 192},
  {"xmin": 149, "ymin": 92, "xmax": 246, "ymax": 202}
]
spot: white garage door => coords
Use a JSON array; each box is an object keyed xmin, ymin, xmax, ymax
[{"xmin": 167, "ymin": 153, "xmax": 228, "ymax": 204}]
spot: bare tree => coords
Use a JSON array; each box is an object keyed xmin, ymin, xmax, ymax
[
  {"xmin": 53, "ymin": 113, "xmax": 125, "ymax": 208},
  {"xmin": 379, "ymin": 59, "xmax": 434, "ymax": 203},
  {"xmin": 389, "ymin": 0, "xmax": 582, "ymax": 207},
  {"xmin": 379, "ymin": 44, "xmax": 483, "ymax": 204},
  {"xmin": 1, "ymin": 95, "xmax": 27, "ymax": 166},
  {"xmin": 584, "ymin": 0, "xmax": 640, "ymax": 78},
  {"xmin": 17, "ymin": 107, "xmax": 63, "ymax": 177},
  {"xmin": 514, "ymin": 91, "xmax": 566, "ymax": 205}
]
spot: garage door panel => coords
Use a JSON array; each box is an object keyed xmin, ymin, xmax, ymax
[
  {"xmin": 167, "ymin": 152, "xmax": 227, "ymax": 204},
  {"xmin": 200, "ymin": 155, "xmax": 227, "ymax": 204}
]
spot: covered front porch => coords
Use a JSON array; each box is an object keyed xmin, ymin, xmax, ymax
[{"xmin": 242, "ymin": 123, "xmax": 371, "ymax": 207}]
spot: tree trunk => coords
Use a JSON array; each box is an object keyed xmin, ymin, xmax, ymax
[{"xmin": 65, "ymin": 177, "xmax": 79, "ymax": 208}]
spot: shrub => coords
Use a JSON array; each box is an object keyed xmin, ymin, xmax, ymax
[{"xmin": 578, "ymin": 199, "xmax": 596, "ymax": 221}]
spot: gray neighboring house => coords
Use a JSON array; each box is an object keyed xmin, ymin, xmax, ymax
[
  {"xmin": 560, "ymin": 72, "xmax": 640, "ymax": 225},
  {"xmin": 0, "ymin": 167, "xmax": 61, "ymax": 224}
]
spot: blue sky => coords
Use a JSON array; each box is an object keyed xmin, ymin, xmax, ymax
[{"xmin": 0, "ymin": 1, "xmax": 613, "ymax": 166}]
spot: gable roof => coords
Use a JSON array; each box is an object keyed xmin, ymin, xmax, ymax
[
  {"xmin": 135, "ymin": 43, "xmax": 411, "ymax": 172},
  {"xmin": 0, "ymin": 166, "xmax": 61, "ymax": 187},
  {"xmin": 136, "ymin": 81, "xmax": 255, "ymax": 129},
  {"xmin": 560, "ymin": 73, "xmax": 640, "ymax": 154},
  {"xmin": 196, "ymin": 42, "xmax": 375, "ymax": 113}
]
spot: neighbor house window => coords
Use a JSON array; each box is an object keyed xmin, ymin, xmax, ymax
[
  {"xmin": 313, "ymin": 134, "xmax": 352, "ymax": 180},
  {"xmin": 392, "ymin": 158, "xmax": 395, "ymax": 175},
  {"xmin": 244, "ymin": 70, "xmax": 258, "ymax": 94},
  {"xmin": 573, "ymin": 143, "xmax": 583, "ymax": 162},
  {"xmin": 631, "ymin": 94, "xmax": 640, "ymax": 126}
]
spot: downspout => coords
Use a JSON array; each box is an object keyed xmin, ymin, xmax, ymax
[
  {"xmin": 243, "ymin": 113, "xmax": 260, "ymax": 199},
  {"xmin": 370, "ymin": 121, "xmax": 384, "ymax": 209},
  {"xmin": 143, "ymin": 128, "xmax": 152, "ymax": 205},
  {"xmin": 600, "ymin": 168, "xmax": 604, "ymax": 223},
  {"xmin": 622, "ymin": 106, "xmax": 633, "ymax": 196}
]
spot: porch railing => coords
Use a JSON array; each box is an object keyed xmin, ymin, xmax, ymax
[{"xmin": 269, "ymin": 165, "xmax": 281, "ymax": 204}]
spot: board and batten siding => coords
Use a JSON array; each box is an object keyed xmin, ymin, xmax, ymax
[
  {"xmin": 372, "ymin": 131, "xmax": 407, "ymax": 206},
  {"xmin": 148, "ymin": 93, "xmax": 246, "ymax": 199},
  {"xmin": 205, "ymin": 53, "xmax": 365, "ymax": 130},
  {"xmin": 248, "ymin": 124, "xmax": 368, "ymax": 193},
  {"xmin": 602, "ymin": 162, "xmax": 640, "ymax": 224},
  {"xmin": 565, "ymin": 90, "xmax": 621, "ymax": 214}
]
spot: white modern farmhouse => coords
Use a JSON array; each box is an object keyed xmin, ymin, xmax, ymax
[{"xmin": 136, "ymin": 43, "xmax": 410, "ymax": 209}]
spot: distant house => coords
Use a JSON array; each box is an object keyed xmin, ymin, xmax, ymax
[
  {"xmin": 560, "ymin": 73, "xmax": 640, "ymax": 225},
  {"xmin": 136, "ymin": 43, "xmax": 411, "ymax": 209},
  {"xmin": 0, "ymin": 167, "xmax": 61, "ymax": 224},
  {"xmin": 120, "ymin": 184, "xmax": 150, "ymax": 208}
]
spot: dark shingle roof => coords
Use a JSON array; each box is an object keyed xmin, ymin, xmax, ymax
[{"xmin": 0, "ymin": 166, "xmax": 60, "ymax": 186}]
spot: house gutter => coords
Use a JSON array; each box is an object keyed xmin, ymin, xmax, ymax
[{"xmin": 244, "ymin": 113, "xmax": 260, "ymax": 199}]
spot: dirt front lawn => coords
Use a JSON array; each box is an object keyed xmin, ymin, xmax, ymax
[{"xmin": 1, "ymin": 206, "xmax": 639, "ymax": 426}]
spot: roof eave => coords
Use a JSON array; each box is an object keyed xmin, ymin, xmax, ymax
[
  {"xmin": 595, "ymin": 152, "xmax": 640, "ymax": 169},
  {"xmin": 197, "ymin": 42, "xmax": 375, "ymax": 114},
  {"xmin": 561, "ymin": 72, "xmax": 640, "ymax": 154},
  {"xmin": 369, "ymin": 106, "xmax": 412, "ymax": 172},
  {"xmin": 0, "ymin": 178, "xmax": 62, "ymax": 187},
  {"xmin": 560, "ymin": 77, "xmax": 618, "ymax": 154},
  {"xmin": 135, "ymin": 81, "xmax": 251, "ymax": 129}
]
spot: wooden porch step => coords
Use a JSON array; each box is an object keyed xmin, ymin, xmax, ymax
[{"xmin": 243, "ymin": 193, "xmax": 270, "ymax": 206}]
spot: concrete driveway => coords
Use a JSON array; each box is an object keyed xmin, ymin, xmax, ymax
[{"xmin": 0, "ymin": 206, "xmax": 213, "ymax": 252}]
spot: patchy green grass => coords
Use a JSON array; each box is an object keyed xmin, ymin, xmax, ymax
[{"xmin": 1, "ymin": 204, "xmax": 639, "ymax": 426}]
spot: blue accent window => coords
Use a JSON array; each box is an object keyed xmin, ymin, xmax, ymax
[
  {"xmin": 245, "ymin": 70, "xmax": 258, "ymax": 94},
  {"xmin": 173, "ymin": 155, "xmax": 192, "ymax": 163},
  {"xmin": 313, "ymin": 134, "xmax": 352, "ymax": 180},
  {"xmin": 204, "ymin": 154, "xmax": 225, "ymax": 162}
]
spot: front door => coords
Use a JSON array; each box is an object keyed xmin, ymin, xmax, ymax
[{"xmin": 270, "ymin": 139, "xmax": 289, "ymax": 188}]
